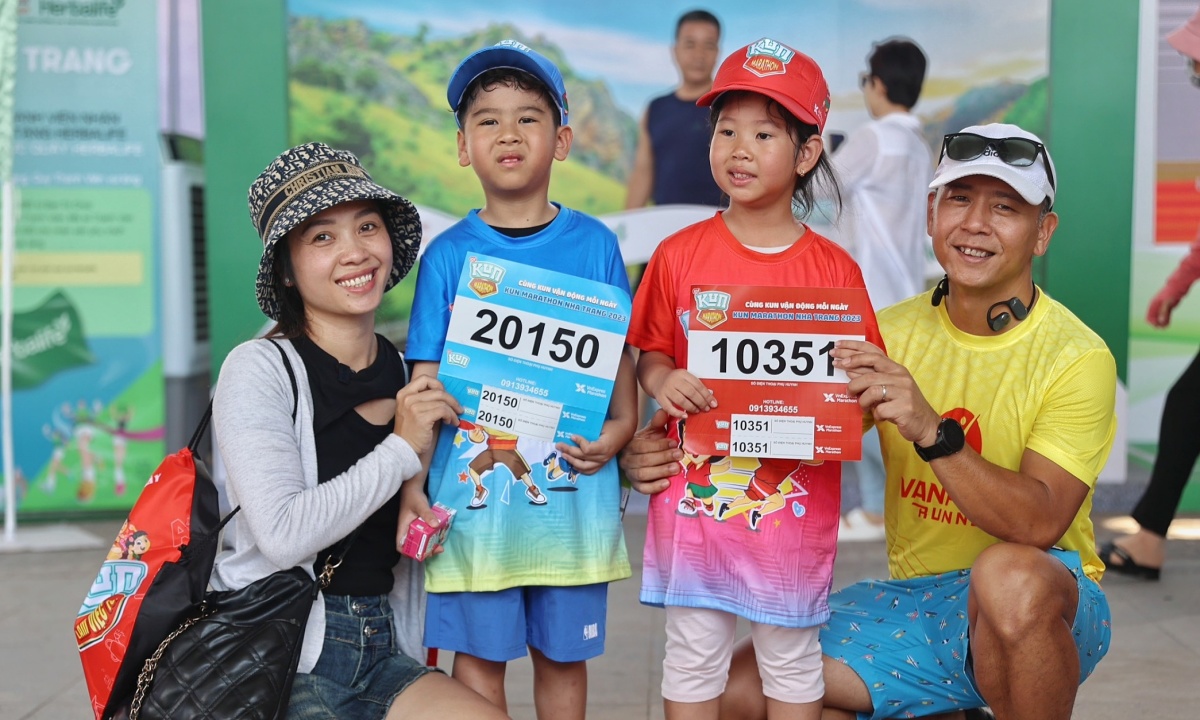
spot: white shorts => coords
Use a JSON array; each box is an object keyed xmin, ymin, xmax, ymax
[{"xmin": 661, "ymin": 606, "xmax": 824, "ymax": 705}]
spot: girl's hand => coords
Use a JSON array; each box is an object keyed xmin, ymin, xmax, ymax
[
  {"xmin": 393, "ymin": 375, "xmax": 462, "ymax": 456},
  {"xmin": 655, "ymin": 369, "xmax": 716, "ymax": 418}
]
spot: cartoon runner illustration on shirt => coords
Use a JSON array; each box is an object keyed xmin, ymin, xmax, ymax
[
  {"xmin": 542, "ymin": 448, "xmax": 579, "ymax": 484},
  {"xmin": 459, "ymin": 420, "xmax": 546, "ymax": 507},
  {"xmin": 675, "ymin": 418, "xmax": 729, "ymax": 517},
  {"xmin": 717, "ymin": 458, "xmax": 822, "ymax": 531}
]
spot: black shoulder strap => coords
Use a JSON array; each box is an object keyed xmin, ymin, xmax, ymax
[
  {"xmin": 267, "ymin": 338, "xmax": 299, "ymax": 423},
  {"xmin": 208, "ymin": 339, "xmax": 302, "ymax": 531},
  {"xmin": 187, "ymin": 403, "xmax": 213, "ymax": 454},
  {"xmin": 189, "ymin": 337, "xmax": 299, "ymax": 458}
]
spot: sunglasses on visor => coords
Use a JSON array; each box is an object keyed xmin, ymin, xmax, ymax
[{"xmin": 939, "ymin": 132, "xmax": 1056, "ymax": 193}]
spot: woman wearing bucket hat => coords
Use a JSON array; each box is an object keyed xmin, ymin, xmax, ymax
[
  {"xmin": 1100, "ymin": 5, "xmax": 1200, "ymax": 582},
  {"xmin": 210, "ymin": 143, "xmax": 506, "ymax": 718}
]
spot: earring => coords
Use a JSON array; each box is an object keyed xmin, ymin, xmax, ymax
[{"xmin": 283, "ymin": 277, "xmax": 293, "ymax": 287}]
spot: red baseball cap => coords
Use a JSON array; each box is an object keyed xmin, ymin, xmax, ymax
[{"xmin": 697, "ymin": 38, "xmax": 830, "ymax": 133}]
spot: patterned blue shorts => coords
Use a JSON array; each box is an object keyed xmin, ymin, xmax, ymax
[
  {"xmin": 288, "ymin": 595, "xmax": 437, "ymax": 720},
  {"xmin": 820, "ymin": 549, "xmax": 1110, "ymax": 720}
]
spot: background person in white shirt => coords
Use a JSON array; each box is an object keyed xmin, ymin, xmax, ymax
[{"xmin": 831, "ymin": 38, "xmax": 933, "ymax": 540}]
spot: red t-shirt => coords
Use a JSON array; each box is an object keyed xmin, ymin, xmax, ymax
[{"xmin": 629, "ymin": 213, "xmax": 884, "ymax": 627}]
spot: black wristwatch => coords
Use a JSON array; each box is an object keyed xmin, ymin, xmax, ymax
[{"xmin": 914, "ymin": 417, "xmax": 966, "ymax": 462}]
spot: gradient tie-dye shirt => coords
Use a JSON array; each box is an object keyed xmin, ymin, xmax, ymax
[{"xmin": 628, "ymin": 214, "xmax": 882, "ymax": 626}]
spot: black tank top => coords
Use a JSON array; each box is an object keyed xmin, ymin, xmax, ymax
[
  {"xmin": 647, "ymin": 92, "xmax": 723, "ymax": 207},
  {"xmin": 293, "ymin": 334, "xmax": 406, "ymax": 597}
]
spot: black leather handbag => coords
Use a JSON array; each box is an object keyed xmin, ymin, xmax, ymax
[{"xmin": 128, "ymin": 566, "xmax": 319, "ymax": 720}]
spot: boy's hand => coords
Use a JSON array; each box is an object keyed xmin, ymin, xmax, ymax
[
  {"xmin": 655, "ymin": 369, "xmax": 716, "ymax": 418},
  {"xmin": 396, "ymin": 480, "xmax": 444, "ymax": 557},
  {"xmin": 557, "ymin": 415, "xmax": 637, "ymax": 475}
]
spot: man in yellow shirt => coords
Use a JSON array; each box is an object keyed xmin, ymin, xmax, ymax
[{"xmin": 623, "ymin": 123, "xmax": 1116, "ymax": 720}]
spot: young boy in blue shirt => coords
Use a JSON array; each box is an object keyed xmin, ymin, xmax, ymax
[{"xmin": 402, "ymin": 40, "xmax": 636, "ymax": 719}]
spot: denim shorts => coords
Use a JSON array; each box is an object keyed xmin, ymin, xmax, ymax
[
  {"xmin": 820, "ymin": 549, "xmax": 1110, "ymax": 720},
  {"xmin": 288, "ymin": 595, "xmax": 438, "ymax": 720}
]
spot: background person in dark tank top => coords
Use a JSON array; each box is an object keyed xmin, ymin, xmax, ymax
[{"xmin": 625, "ymin": 9, "xmax": 724, "ymax": 209}]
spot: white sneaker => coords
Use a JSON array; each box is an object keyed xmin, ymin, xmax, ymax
[{"xmin": 838, "ymin": 507, "xmax": 886, "ymax": 542}]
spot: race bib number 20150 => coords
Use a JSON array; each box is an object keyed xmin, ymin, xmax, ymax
[
  {"xmin": 684, "ymin": 285, "xmax": 871, "ymax": 460},
  {"xmin": 439, "ymin": 254, "xmax": 631, "ymax": 443}
]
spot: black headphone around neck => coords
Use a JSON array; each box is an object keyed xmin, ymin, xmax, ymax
[
  {"xmin": 930, "ymin": 274, "xmax": 1037, "ymax": 332},
  {"xmin": 931, "ymin": 275, "xmax": 950, "ymax": 307},
  {"xmin": 986, "ymin": 294, "xmax": 1033, "ymax": 332}
]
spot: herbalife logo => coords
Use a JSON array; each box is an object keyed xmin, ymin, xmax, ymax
[
  {"xmin": 29, "ymin": 0, "xmax": 126, "ymax": 19},
  {"xmin": 12, "ymin": 312, "xmax": 71, "ymax": 360},
  {"xmin": 12, "ymin": 291, "xmax": 94, "ymax": 390}
]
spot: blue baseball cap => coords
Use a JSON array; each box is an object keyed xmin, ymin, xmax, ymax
[{"xmin": 447, "ymin": 40, "xmax": 569, "ymax": 128}]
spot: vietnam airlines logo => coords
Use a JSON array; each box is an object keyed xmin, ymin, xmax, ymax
[
  {"xmin": 942, "ymin": 408, "xmax": 983, "ymax": 454},
  {"xmin": 693, "ymin": 290, "xmax": 731, "ymax": 329}
]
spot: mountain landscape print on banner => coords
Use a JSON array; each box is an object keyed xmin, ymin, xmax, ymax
[
  {"xmin": 286, "ymin": 6, "xmax": 1048, "ymax": 335},
  {"xmin": 289, "ymin": 18, "xmax": 637, "ymax": 218}
]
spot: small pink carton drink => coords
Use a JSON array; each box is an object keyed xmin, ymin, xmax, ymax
[{"xmin": 401, "ymin": 502, "xmax": 456, "ymax": 561}]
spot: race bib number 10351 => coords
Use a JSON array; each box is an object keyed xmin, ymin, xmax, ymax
[{"xmin": 684, "ymin": 285, "xmax": 872, "ymax": 460}]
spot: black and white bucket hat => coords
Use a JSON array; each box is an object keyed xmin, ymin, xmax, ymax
[{"xmin": 247, "ymin": 142, "xmax": 421, "ymax": 320}]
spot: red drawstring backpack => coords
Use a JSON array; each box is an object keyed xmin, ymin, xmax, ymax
[
  {"xmin": 77, "ymin": 340, "xmax": 298, "ymax": 718},
  {"xmin": 76, "ymin": 406, "xmax": 224, "ymax": 719}
]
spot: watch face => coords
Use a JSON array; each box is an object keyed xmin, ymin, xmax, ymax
[
  {"xmin": 915, "ymin": 417, "xmax": 967, "ymax": 461},
  {"xmin": 942, "ymin": 417, "xmax": 966, "ymax": 450}
]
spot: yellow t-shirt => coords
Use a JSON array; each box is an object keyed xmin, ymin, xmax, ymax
[{"xmin": 878, "ymin": 289, "xmax": 1116, "ymax": 583}]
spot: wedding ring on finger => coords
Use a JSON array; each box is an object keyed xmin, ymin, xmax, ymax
[{"xmin": 881, "ymin": 384, "xmax": 888, "ymax": 401}]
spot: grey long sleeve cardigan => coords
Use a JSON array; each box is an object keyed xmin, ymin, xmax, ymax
[{"xmin": 211, "ymin": 338, "xmax": 426, "ymax": 672}]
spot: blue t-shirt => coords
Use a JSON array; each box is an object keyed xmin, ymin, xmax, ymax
[{"xmin": 407, "ymin": 205, "xmax": 632, "ymax": 592}]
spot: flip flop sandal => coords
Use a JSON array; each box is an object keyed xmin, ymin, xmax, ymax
[{"xmin": 1099, "ymin": 540, "xmax": 1161, "ymax": 580}]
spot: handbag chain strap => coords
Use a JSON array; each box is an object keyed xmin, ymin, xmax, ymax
[
  {"xmin": 125, "ymin": 536, "xmax": 357, "ymax": 719},
  {"xmin": 318, "ymin": 553, "xmax": 344, "ymax": 589},
  {"xmin": 128, "ymin": 602, "xmax": 214, "ymax": 720}
]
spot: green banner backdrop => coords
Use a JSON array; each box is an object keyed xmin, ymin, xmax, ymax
[{"xmin": 8, "ymin": 0, "xmax": 164, "ymax": 516}]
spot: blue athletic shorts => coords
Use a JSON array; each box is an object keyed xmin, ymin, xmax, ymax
[
  {"xmin": 820, "ymin": 549, "xmax": 1110, "ymax": 720},
  {"xmin": 424, "ymin": 583, "xmax": 608, "ymax": 663}
]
